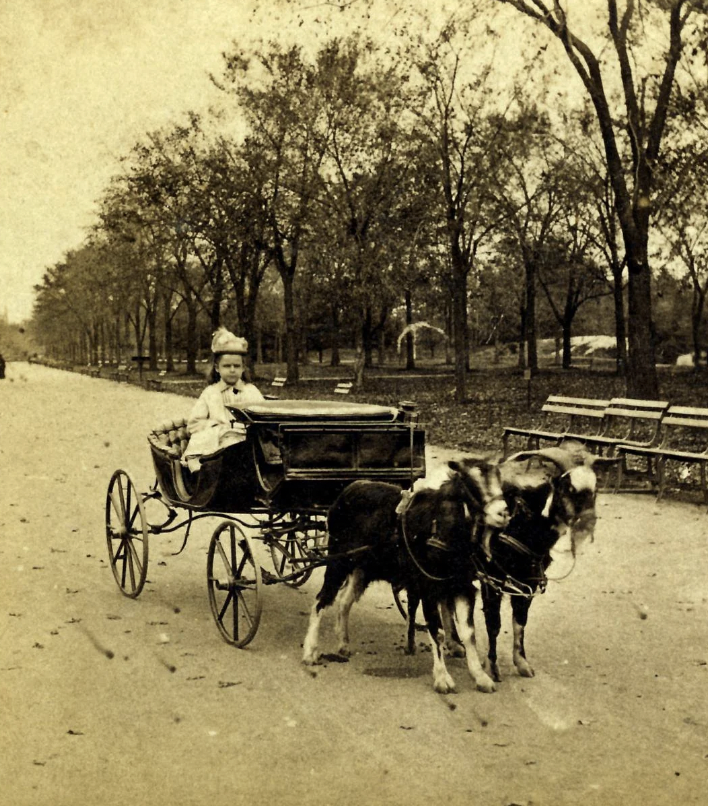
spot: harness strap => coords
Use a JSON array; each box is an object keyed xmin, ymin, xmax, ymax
[{"xmin": 498, "ymin": 532, "xmax": 545, "ymax": 561}]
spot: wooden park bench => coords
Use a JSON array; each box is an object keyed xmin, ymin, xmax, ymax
[
  {"xmin": 565, "ymin": 398, "xmax": 669, "ymax": 455},
  {"xmin": 616, "ymin": 405, "xmax": 708, "ymax": 503},
  {"xmin": 502, "ymin": 396, "xmax": 609, "ymax": 457},
  {"xmin": 271, "ymin": 376, "xmax": 286, "ymax": 389},
  {"xmin": 334, "ymin": 381, "xmax": 353, "ymax": 395}
]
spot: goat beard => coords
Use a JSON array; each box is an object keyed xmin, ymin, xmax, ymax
[{"xmin": 569, "ymin": 510, "xmax": 597, "ymax": 556}]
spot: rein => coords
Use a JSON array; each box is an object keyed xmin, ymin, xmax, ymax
[
  {"xmin": 398, "ymin": 485, "xmax": 486, "ymax": 583},
  {"xmin": 399, "ymin": 501, "xmax": 458, "ymax": 582}
]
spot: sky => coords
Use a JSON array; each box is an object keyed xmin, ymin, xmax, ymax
[{"xmin": 0, "ymin": 0, "xmax": 599, "ymax": 324}]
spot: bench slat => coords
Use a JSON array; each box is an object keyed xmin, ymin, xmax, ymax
[
  {"xmin": 546, "ymin": 396, "xmax": 610, "ymax": 407},
  {"xmin": 541, "ymin": 405, "xmax": 605, "ymax": 418},
  {"xmin": 664, "ymin": 406, "xmax": 708, "ymax": 417},
  {"xmin": 661, "ymin": 416, "xmax": 708, "ymax": 429},
  {"xmin": 605, "ymin": 408, "xmax": 664, "ymax": 420},
  {"xmin": 609, "ymin": 398, "xmax": 669, "ymax": 410}
]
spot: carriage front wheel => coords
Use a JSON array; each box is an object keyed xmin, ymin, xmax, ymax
[
  {"xmin": 207, "ymin": 521, "xmax": 263, "ymax": 648},
  {"xmin": 105, "ymin": 469, "xmax": 149, "ymax": 598}
]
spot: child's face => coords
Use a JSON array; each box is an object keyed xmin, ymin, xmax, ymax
[{"xmin": 217, "ymin": 354, "xmax": 243, "ymax": 386}]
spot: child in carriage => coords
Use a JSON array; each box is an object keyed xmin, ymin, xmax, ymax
[{"xmin": 183, "ymin": 328, "xmax": 265, "ymax": 472}]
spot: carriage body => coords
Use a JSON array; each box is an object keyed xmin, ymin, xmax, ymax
[{"xmin": 148, "ymin": 399, "xmax": 426, "ymax": 513}]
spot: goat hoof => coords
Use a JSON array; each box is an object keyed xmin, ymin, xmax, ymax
[
  {"xmin": 433, "ymin": 674, "xmax": 456, "ymax": 694},
  {"xmin": 404, "ymin": 645, "xmax": 416, "ymax": 656},
  {"xmin": 483, "ymin": 659, "xmax": 501, "ymax": 682},
  {"xmin": 302, "ymin": 652, "xmax": 321, "ymax": 666},
  {"xmin": 516, "ymin": 659, "xmax": 535, "ymax": 678},
  {"xmin": 336, "ymin": 646, "xmax": 352, "ymax": 658},
  {"xmin": 446, "ymin": 641, "xmax": 465, "ymax": 658},
  {"xmin": 475, "ymin": 676, "xmax": 497, "ymax": 694}
]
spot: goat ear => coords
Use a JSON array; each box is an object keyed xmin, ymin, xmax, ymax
[{"xmin": 448, "ymin": 460, "xmax": 462, "ymax": 473}]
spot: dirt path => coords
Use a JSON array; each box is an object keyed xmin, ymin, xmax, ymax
[{"xmin": 1, "ymin": 362, "xmax": 707, "ymax": 806}]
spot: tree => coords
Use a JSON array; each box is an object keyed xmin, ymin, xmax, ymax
[
  {"xmin": 312, "ymin": 36, "xmax": 417, "ymax": 383},
  {"xmin": 491, "ymin": 108, "xmax": 569, "ymax": 372},
  {"xmin": 497, "ymin": 0, "xmax": 704, "ymax": 397},
  {"xmin": 656, "ymin": 150, "xmax": 708, "ymax": 367},
  {"xmin": 408, "ymin": 22, "xmax": 507, "ymax": 400},
  {"xmin": 218, "ymin": 44, "xmax": 330, "ymax": 383}
]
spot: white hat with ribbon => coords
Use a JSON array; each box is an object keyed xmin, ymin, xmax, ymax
[{"xmin": 211, "ymin": 327, "xmax": 248, "ymax": 355}]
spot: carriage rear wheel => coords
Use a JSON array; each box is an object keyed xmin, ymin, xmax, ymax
[
  {"xmin": 105, "ymin": 469, "xmax": 149, "ymax": 598},
  {"xmin": 207, "ymin": 521, "xmax": 263, "ymax": 648}
]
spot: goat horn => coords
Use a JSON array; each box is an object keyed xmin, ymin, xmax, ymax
[
  {"xmin": 589, "ymin": 455, "xmax": 623, "ymax": 466},
  {"xmin": 505, "ymin": 447, "xmax": 576, "ymax": 474}
]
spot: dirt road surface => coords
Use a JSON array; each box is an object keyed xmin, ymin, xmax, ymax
[{"xmin": 1, "ymin": 362, "xmax": 707, "ymax": 806}]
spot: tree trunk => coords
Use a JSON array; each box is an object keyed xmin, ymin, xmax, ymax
[
  {"xmin": 378, "ymin": 330, "xmax": 386, "ymax": 368},
  {"xmin": 691, "ymin": 290, "xmax": 706, "ymax": 371},
  {"xmin": 353, "ymin": 328, "xmax": 365, "ymax": 390},
  {"xmin": 184, "ymin": 295, "xmax": 198, "ymax": 375},
  {"xmin": 256, "ymin": 324, "xmax": 264, "ymax": 366},
  {"xmin": 625, "ymin": 264, "xmax": 658, "ymax": 398},
  {"xmin": 612, "ymin": 268, "xmax": 627, "ymax": 377},
  {"xmin": 452, "ymin": 272, "xmax": 468, "ymax": 403},
  {"xmin": 300, "ymin": 325, "xmax": 310, "ymax": 365},
  {"xmin": 562, "ymin": 324, "xmax": 572, "ymax": 369},
  {"xmin": 280, "ymin": 270, "xmax": 299, "ymax": 383},
  {"xmin": 362, "ymin": 307, "xmax": 374, "ymax": 369},
  {"xmin": 330, "ymin": 304, "xmax": 340, "ymax": 367},
  {"xmin": 405, "ymin": 289, "xmax": 415, "ymax": 370},
  {"xmin": 164, "ymin": 300, "xmax": 175, "ymax": 373},
  {"xmin": 147, "ymin": 306, "xmax": 158, "ymax": 371},
  {"xmin": 524, "ymin": 258, "xmax": 538, "ymax": 374},
  {"xmin": 210, "ymin": 263, "xmax": 224, "ymax": 331}
]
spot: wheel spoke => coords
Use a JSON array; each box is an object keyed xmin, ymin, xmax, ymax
[
  {"xmin": 120, "ymin": 539, "xmax": 129, "ymax": 588},
  {"xmin": 126, "ymin": 542, "xmax": 136, "ymax": 591},
  {"xmin": 126, "ymin": 537, "xmax": 144, "ymax": 578},
  {"xmin": 117, "ymin": 479, "xmax": 127, "ymax": 521},
  {"xmin": 218, "ymin": 590, "xmax": 233, "ymax": 623},
  {"xmin": 215, "ymin": 538, "xmax": 231, "ymax": 575},
  {"xmin": 109, "ymin": 488, "xmax": 123, "ymax": 520},
  {"xmin": 127, "ymin": 502, "xmax": 140, "ymax": 531},
  {"xmin": 125, "ymin": 481, "xmax": 132, "ymax": 524},
  {"xmin": 235, "ymin": 591, "xmax": 255, "ymax": 629}
]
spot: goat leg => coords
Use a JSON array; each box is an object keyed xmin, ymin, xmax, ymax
[
  {"xmin": 404, "ymin": 588, "xmax": 420, "ymax": 655},
  {"xmin": 334, "ymin": 568, "xmax": 365, "ymax": 657},
  {"xmin": 441, "ymin": 599, "xmax": 465, "ymax": 658},
  {"xmin": 422, "ymin": 598, "xmax": 456, "ymax": 694},
  {"xmin": 511, "ymin": 595, "xmax": 534, "ymax": 678},
  {"xmin": 302, "ymin": 562, "xmax": 349, "ymax": 665},
  {"xmin": 452, "ymin": 591, "xmax": 496, "ymax": 693},
  {"xmin": 481, "ymin": 584, "xmax": 503, "ymax": 683}
]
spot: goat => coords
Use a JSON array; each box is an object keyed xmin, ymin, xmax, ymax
[
  {"xmin": 302, "ymin": 457, "xmax": 510, "ymax": 693},
  {"xmin": 479, "ymin": 440, "xmax": 617, "ymax": 682}
]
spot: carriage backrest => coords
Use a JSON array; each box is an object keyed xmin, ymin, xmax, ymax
[{"xmin": 149, "ymin": 418, "xmax": 190, "ymax": 459}]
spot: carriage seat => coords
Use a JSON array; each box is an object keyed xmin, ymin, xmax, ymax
[{"xmin": 148, "ymin": 418, "xmax": 190, "ymax": 459}]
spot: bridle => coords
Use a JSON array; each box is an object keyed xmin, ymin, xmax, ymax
[{"xmin": 472, "ymin": 533, "xmax": 550, "ymax": 598}]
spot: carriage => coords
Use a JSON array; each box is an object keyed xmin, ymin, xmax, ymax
[{"xmin": 105, "ymin": 398, "xmax": 426, "ymax": 647}]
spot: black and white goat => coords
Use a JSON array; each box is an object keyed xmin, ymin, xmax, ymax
[
  {"xmin": 479, "ymin": 440, "xmax": 617, "ymax": 682},
  {"xmin": 302, "ymin": 458, "xmax": 510, "ymax": 693}
]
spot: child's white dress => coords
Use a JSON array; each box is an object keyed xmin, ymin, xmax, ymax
[{"xmin": 183, "ymin": 379, "xmax": 265, "ymax": 470}]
